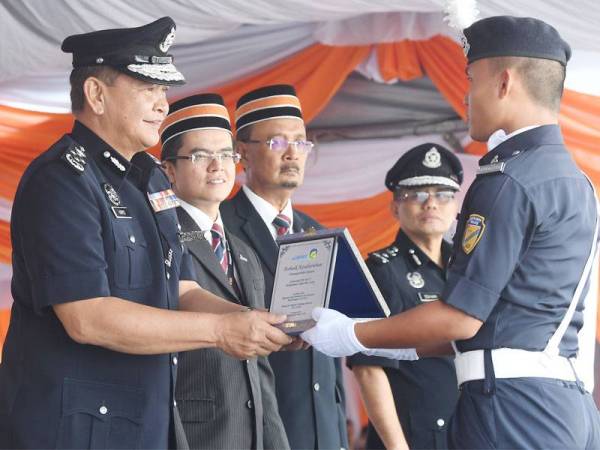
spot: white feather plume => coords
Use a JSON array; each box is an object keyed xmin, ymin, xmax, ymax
[{"xmin": 443, "ymin": 0, "xmax": 480, "ymax": 30}]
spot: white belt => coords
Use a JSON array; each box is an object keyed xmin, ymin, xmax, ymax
[{"xmin": 454, "ymin": 348, "xmax": 577, "ymax": 386}]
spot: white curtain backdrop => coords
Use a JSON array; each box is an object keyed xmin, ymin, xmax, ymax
[{"xmin": 0, "ymin": 22, "xmax": 318, "ymax": 112}]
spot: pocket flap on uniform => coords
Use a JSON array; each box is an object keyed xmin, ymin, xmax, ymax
[
  {"xmin": 62, "ymin": 378, "xmax": 144, "ymax": 422},
  {"xmin": 177, "ymin": 398, "xmax": 215, "ymax": 423},
  {"xmin": 112, "ymin": 223, "xmax": 148, "ymax": 250}
]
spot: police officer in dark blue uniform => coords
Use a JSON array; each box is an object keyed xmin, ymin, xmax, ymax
[
  {"xmin": 348, "ymin": 144, "xmax": 461, "ymax": 450},
  {"xmin": 303, "ymin": 16, "xmax": 600, "ymax": 449},
  {"xmin": 0, "ymin": 17, "xmax": 291, "ymax": 449}
]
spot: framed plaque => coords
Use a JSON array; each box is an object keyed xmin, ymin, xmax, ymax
[{"xmin": 270, "ymin": 228, "xmax": 390, "ymax": 334}]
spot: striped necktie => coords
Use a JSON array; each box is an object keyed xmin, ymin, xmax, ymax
[
  {"xmin": 210, "ymin": 222, "xmax": 228, "ymax": 273},
  {"xmin": 273, "ymin": 213, "xmax": 291, "ymax": 236}
]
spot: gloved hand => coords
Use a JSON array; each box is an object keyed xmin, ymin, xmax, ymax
[
  {"xmin": 300, "ymin": 307, "xmax": 367, "ymax": 357},
  {"xmin": 301, "ymin": 307, "xmax": 420, "ymax": 361},
  {"xmin": 362, "ymin": 347, "xmax": 419, "ymax": 360}
]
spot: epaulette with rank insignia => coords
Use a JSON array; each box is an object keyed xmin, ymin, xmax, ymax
[
  {"xmin": 368, "ymin": 245, "xmax": 400, "ymax": 265},
  {"xmin": 477, "ymin": 150, "xmax": 524, "ymax": 177},
  {"xmin": 387, "ymin": 245, "xmax": 399, "ymax": 256},
  {"xmin": 61, "ymin": 143, "xmax": 87, "ymax": 174},
  {"xmin": 476, "ymin": 161, "xmax": 505, "ymax": 176}
]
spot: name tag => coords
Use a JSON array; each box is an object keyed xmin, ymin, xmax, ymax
[
  {"xmin": 111, "ymin": 206, "xmax": 131, "ymax": 219},
  {"xmin": 418, "ymin": 292, "xmax": 440, "ymax": 302},
  {"xmin": 147, "ymin": 189, "xmax": 180, "ymax": 212}
]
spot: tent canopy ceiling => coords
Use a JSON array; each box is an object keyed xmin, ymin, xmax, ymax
[
  {"xmin": 310, "ymin": 73, "xmax": 459, "ymax": 129},
  {"xmin": 3, "ymin": 0, "xmax": 600, "ymax": 49},
  {"xmin": 1, "ymin": 0, "xmax": 599, "ymax": 112},
  {"xmin": 308, "ymin": 73, "xmax": 464, "ymax": 142}
]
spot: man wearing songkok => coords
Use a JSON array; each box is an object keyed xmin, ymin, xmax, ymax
[
  {"xmin": 161, "ymin": 93, "xmax": 290, "ymax": 450},
  {"xmin": 0, "ymin": 18, "xmax": 291, "ymax": 449},
  {"xmin": 301, "ymin": 15, "xmax": 600, "ymax": 449},
  {"xmin": 349, "ymin": 143, "xmax": 462, "ymax": 450},
  {"xmin": 221, "ymin": 84, "xmax": 348, "ymax": 450}
]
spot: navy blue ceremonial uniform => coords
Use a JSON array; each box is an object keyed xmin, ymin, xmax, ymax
[
  {"xmin": 442, "ymin": 125, "xmax": 600, "ymax": 449},
  {"xmin": 348, "ymin": 230, "xmax": 458, "ymax": 449},
  {"xmin": 0, "ymin": 121, "xmax": 194, "ymax": 448}
]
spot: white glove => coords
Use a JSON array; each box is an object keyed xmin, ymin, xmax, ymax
[
  {"xmin": 300, "ymin": 307, "xmax": 367, "ymax": 357},
  {"xmin": 301, "ymin": 307, "xmax": 420, "ymax": 361},
  {"xmin": 362, "ymin": 347, "xmax": 419, "ymax": 361}
]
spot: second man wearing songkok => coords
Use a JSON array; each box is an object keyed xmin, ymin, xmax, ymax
[{"xmin": 161, "ymin": 93, "xmax": 290, "ymax": 450}]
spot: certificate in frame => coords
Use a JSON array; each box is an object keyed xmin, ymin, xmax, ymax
[{"xmin": 270, "ymin": 228, "xmax": 390, "ymax": 334}]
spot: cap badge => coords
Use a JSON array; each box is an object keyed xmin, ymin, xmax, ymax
[
  {"xmin": 423, "ymin": 147, "xmax": 442, "ymax": 168},
  {"xmin": 159, "ymin": 27, "xmax": 176, "ymax": 53},
  {"xmin": 407, "ymin": 271, "xmax": 425, "ymax": 289}
]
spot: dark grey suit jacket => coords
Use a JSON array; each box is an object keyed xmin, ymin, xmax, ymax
[
  {"xmin": 221, "ymin": 190, "xmax": 348, "ymax": 450},
  {"xmin": 175, "ymin": 207, "xmax": 289, "ymax": 450}
]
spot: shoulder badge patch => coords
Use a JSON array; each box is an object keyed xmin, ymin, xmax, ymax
[
  {"xmin": 462, "ymin": 214, "xmax": 486, "ymax": 254},
  {"xmin": 62, "ymin": 144, "xmax": 87, "ymax": 174}
]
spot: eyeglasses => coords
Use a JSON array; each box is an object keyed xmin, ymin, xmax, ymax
[
  {"xmin": 242, "ymin": 137, "xmax": 314, "ymax": 153},
  {"xmin": 397, "ymin": 190, "xmax": 456, "ymax": 204},
  {"xmin": 165, "ymin": 151, "xmax": 241, "ymax": 166}
]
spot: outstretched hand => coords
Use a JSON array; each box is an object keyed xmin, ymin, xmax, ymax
[
  {"xmin": 300, "ymin": 307, "xmax": 367, "ymax": 357},
  {"xmin": 217, "ymin": 309, "xmax": 293, "ymax": 359}
]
